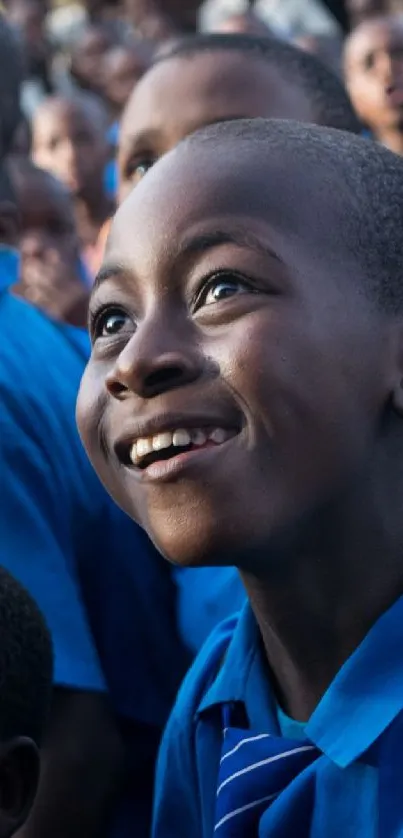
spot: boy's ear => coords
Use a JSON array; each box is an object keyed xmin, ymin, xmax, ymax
[
  {"xmin": 0, "ymin": 201, "xmax": 19, "ymax": 248},
  {"xmin": 0, "ymin": 738, "xmax": 39, "ymax": 838}
]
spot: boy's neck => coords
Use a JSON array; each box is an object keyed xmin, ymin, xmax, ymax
[{"xmin": 240, "ymin": 470, "xmax": 403, "ymax": 722}]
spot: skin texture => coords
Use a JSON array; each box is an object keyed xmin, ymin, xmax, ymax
[
  {"xmin": 77, "ymin": 127, "xmax": 403, "ymax": 719},
  {"xmin": 118, "ymin": 50, "xmax": 321, "ymax": 203},
  {"xmin": 8, "ymin": 161, "xmax": 89, "ymax": 327},
  {"xmin": 344, "ymin": 15, "xmax": 403, "ymax": 151}
]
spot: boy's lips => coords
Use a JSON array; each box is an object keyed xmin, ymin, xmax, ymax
[{"xmin": 113, "ymin": 410, "xmax": 242, "ymax": 482}]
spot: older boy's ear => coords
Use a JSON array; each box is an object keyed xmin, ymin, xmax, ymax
[
  {"xmin": 0, "ymin": 201, "xmax": 19, "ymax": 248},
  {"xmin": 0, "ymin": 738, "xmax": 39, "ymax": 838}
]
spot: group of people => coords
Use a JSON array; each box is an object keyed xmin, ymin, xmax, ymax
[{"xmin": 0, "ymin": 0, "xmax": 403, "ymax": 837}]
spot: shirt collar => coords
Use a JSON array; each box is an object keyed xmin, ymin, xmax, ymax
[
  {"xmin": 197, "ymin": 602, "xmax": 279, "ymax": 732},
  {"xmin": 307, "ymin": 594, "xmax": 403, "ymax": 767},
  {"xmin": 198, "ymin": 595, "xmax": 403, "ymax": 768}
]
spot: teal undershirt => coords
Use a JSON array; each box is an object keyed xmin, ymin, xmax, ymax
[{"xmin": 276, "ymin": 703, "xmax": 307, "ymax": 740}]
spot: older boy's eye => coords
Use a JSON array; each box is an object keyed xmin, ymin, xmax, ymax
[
  {"xmin": 127, "ymin": 158, "xmax": 154, "ymax": 185},
  {"xmin": 92, "ymin": 307, "xmax": 131, "ymax": 340},
  {"xmin": 194, "ymin": 273, "xmax": 251, "ymax": 311}
]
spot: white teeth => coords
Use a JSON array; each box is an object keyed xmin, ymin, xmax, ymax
[
  {"xmin": 136, "ymin": 438, "xmax": 153, "ymax": 457},
  {"xmin": 129, "ymin": 425, "xmax": 232, "ymax": 468},
  {"xmin": 172, "ymin": 429, "xmax": 192, "ymax": 447},
  {"xmin": 192, "ymin": 429, "xmax": 207, "ymax": 446},
  {"xmin": 130, "ymin": 443, "xmax": 140, "ymax": 466},
  {"xmin": 209, "ymin": 428, "xmax": 228, "ymax": 444},
  {"xmin": 152, "ymin": 432, "xmax": 173, "ymax": 452}
]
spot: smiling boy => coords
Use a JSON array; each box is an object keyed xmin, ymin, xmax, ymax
[{"xmin": 78, "ymin": 118, "xmax": 403, "ymax": 837}]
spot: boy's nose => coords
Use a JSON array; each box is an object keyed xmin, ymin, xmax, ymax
[{"xmin": 105, "ymin": 323, "xmax": 203, "ymax": 401}]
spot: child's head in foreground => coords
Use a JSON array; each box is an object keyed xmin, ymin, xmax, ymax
[
  {"xmin": 32, "ymin": 93, "xmax": 109, "ymax": 205},
  {"xmin": 0, "ymin": 566, "xmax": 53, "ymax": 838},
  {"xmin": 118, "ymin": 33, "xmax": 361, "ymax": 203},
  {"xmin": 344, "ymin": 14, "xmax": 403, "ymax": 150},
  {"xmin": 77, "ymin": 118, "xmax": 403, "ymax": 574}
]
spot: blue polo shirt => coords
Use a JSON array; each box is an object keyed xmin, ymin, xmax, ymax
[
  {"xmin": 153, "ymin": 595, "xmax": 403, "ymax": 838},
  {"xmin": 0, "ymin": 255, "xmax": 191, "ymax": 838}
]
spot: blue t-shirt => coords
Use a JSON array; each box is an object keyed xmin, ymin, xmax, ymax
[
  {"xmin": 153, "ymin": 595, "xmax": 403, "ymax": 838},
  {"xmin": 0, "ymin": 255, "xmax": 191, "ymax": 838}
]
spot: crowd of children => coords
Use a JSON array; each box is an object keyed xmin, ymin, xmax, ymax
[{"xmin": 1, "ymin": 0, "xmax": 403, "ymax": 837}]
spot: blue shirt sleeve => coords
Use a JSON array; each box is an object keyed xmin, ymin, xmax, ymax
[{"xmin": 0, "ymin": 391, "xmax": 106, "ymax": 693}]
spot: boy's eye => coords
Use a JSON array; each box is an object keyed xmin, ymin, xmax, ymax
[
  {"xmin": 92, "ymin": 307, "xmax": 131, "ymax": 340},
  {"xmin": 126, "ymin": 157, "xmax": 155, "ymax": 185},
  {"xmin": 194, "ymin": 273, "xmax": 252, "ymax": 311}
]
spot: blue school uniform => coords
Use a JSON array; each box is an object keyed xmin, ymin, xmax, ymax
[
  {"xmin": 153, "ymin": 595, "xmax": 403, "ymax": 838},
  {"xmin": 0, "ymin": 249, "xmax": 191, "ymax": 838}
]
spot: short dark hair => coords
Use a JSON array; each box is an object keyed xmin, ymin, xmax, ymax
[
  {"xmin": 156, "ymin": 33, "xmax": 361, "ymax": 134},
  {"xmin": 0, "ymin": 16, "xmax": 23, "ymax": 158},
  {"xmin": 183, "ymin": 118, "xmax": 403, "ymax": 315},
  {"xmin": 0, "ymin": 566, "xmax": 53, "ymax": 745}
]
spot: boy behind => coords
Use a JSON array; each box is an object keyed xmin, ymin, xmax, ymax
[
  {"xmin": 118, "ymin": 33, "xmax": 361, "ymax": 202},
  {"xmin": 78, "ymin": 118, "xmax": 403, "ymax": 837},
  {"xmin": 344, "ymin": 14, "xmax": 403, "ymax": 153}
]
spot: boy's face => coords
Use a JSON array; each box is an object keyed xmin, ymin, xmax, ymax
[
  {"xmin": 33, "ymin": 102, "xmax": 108, "ymax": 201},
  {"xmin": 346, "ymin": 0, "xmax": 386, "ymax": 27},
  {"xmin": 77, "ymin": 137, "xmax": 391, "ymax": 570},
  {"xmin": 103, "ymin": 46, "xmax": 151, "ymax": 114},
  {"xmin": 71, "ymin": 27, "xmax": 114, "ymax": 94},
  {"xmin": 118, "ymin": 51, "xmax": 318, "ymax": 203},
  {"xmin": 15, "ymin": 170, "xmax": 79, "ymax": 267},
  {"xmin": 344, "ymin": 17, "xmax": 403, "ymax": 132}
]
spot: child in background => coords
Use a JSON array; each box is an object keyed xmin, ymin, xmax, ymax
[
  {"xmin": 5, "ymin": 0, "xmax": 54, "ymax": 115},
  {"xmin": 344, "ymin": 14, "xmax": 403, "ymax": 152},
  {"xmin": 102, "ymin": 42, "xmax": 153, "ymax": 123},
  {"xmin": 32, "ymin": 92, "xmax": 113, "ymax": 276},
  {"xmin": 78, "ymin": 116, "xmax": 403, "ymax": 838},
  {"xmin": 118, "ymin": 34, "xmax": 360, "ymax": 205},
  {"xmin": 8, "ymin": 158, "xmax": 89, "ymax": 326},
  {"xmin": 102, "ymin": 40, "xmax": 153, "ymax": 199},
  {"xmin": 0, "ymin": 566, "xmax": 53, "ymax": 838},
  {"xmin": 69, "ymin": 22, "xmax": 119, "ymax": 97}
]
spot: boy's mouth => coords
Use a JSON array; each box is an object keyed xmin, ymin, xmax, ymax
[
  {"xmin": 131, "ymin": 426, "xmax": 237, "ymax": 470},
  {"xmin": 115, "ymin": 413, "xmax": 242, "ymax": 479}
]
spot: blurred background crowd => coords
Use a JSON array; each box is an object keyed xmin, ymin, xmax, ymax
[{"xmin": 1, "ymin": 1, "xmax": 403, "ymax": 837}]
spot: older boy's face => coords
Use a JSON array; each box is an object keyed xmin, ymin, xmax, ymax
[
  {"xmin": 344, "ymin": 18, "xmax": 403, "ymax": 131},
  {"xmin": 118, "ymin": 52, "xmax": 317, "ymax": 203},
  {"xmin": 77, "ymin": 136, "xmax": 391, "ymax": 570}
]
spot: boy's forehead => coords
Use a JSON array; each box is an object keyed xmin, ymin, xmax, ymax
[
  {"xmin": 346, "ymin": 17, "xmax": 403, "ymax": 60},
  {"xmin": 111, "ymin": 132, "xmax": 339, "ymax": 268},
  {"xmin": 121, "ymin": 51, "xmax": 314, "ymax": 146}
]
